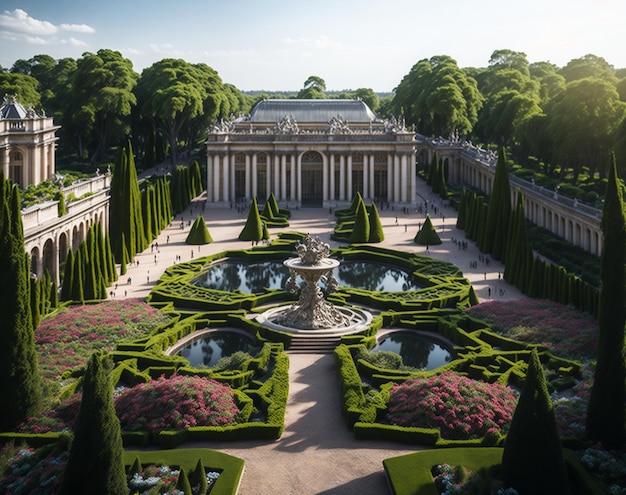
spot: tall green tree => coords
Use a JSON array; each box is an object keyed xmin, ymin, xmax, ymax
[
  {"xmin": 60, "ymin": 351, "xmax": 128, "ymax": 495},
  {"xmin": 502, "ymin": 349, "xmax": 570, "ymax": 495},
  {"xmin": 67, "ymin": 49, "xmax": 138, "ymax": 162},
  {"xmin": 368, "ymin": 203, "xmax": 384, "ymax": 243},
  {"xmin": 0, "ymin": 175, "xmax": 42, "ymax": 431},
  {"xmin": 135, "ymin": 59, "xmax": 224, "ymax": 164},
  {"xmin": 109, "ymin": 140, "xmax": 146, "ymax": 262},
  {"xmin": 392, "ymin": 55, "xmax": 482, "ymax": 138},
  {"xmin": 297, "ymin": 76, "xmax": 326, "ymax": 99},
  {"xmin": 482, "ymin": 147, "xmax": 512, "ymax": 260},
  {"xmin": 547, "ymin": 77, "xmax": 623, "ymax": 181},
  {"xmin": 586, "ymin": 153, "xmax": 626, "ymax": 448}
]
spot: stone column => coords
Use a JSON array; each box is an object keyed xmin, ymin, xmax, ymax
[
  {"xmin": 297, "ymin": 154, "xmax": 302, "ymax": 202},
  {"xmin": 347, "ymin": 155, "xmax": 353, "ymax": 200},
  {"xmin": 252, "ymin": 154, "xmax": 258, "ymax": 199},
  {"xmin": 329, "ymin": 154, "xmax": 336, "ymax": 201},
  {"xmin": 290, "ymin": 154, "xmax": 296, "ymax": 201},
  {"xmin": 213, "ymin": 155, "xmax": 220, "ymax": 202},
  {"xmin": 230, "ymin": 154, "xmax": 236, "ymax": 203},
  {"xmin": 266, "ymin": 154, "xmax": 272, "ymax": 198},
  {"xmin": 281, "ymin": 154, "xmax": 287, "ymax": 200},
  {"xmin": 206, "ymin": 155, "xmax": 214, "ymax": 202},
  {"xmin": 401, "ymin": 154, "xmax": 407, "ymax": 202},
  {"xmin": 322, "ymin": 154, "xmax": 329, "ymax": 202},
  {"xmin": 387, "ymin": 154, "xmax": 394, "ymax": 202},
  {"xmin": 369, "ymin": 154, "xmax": 375, "ymax": 200},
  {"xmin": 410, "ymin": 152, "xmax": 416, "ymax": 205},
  {"xmin": 222, "ymin": 153, "xmax": 230, "ymax": 203},
  {"xmin": 245, "ymin": 154, "xmax": 251, "ymax": 200},
  {"xmin": 273, "ymin": 154, "xmax": 280, "ymax": 196},
  {"xmin": 339, "ymin": 155, "xmax": 346, "ymax": 201},
  {"xmin": 362, "ymin": 154, "xmax": 369, "ymax": 200}
]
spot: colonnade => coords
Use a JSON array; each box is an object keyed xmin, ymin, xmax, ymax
[{"xmin": 206, "ymin": 150, "xmax": 416, "ymax": 207}]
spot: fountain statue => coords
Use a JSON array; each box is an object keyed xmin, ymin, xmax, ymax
[
  {"xmin": 277, "ymin": 235, "xmax": 348, "ymax": 329},
  {"xmin": 257, "ymin": 235, "xmax": 372, "ymax": 335}
]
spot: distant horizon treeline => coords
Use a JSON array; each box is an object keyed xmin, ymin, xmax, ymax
[{"xmin": 1, "ymin": 48, "xmax": 625, "ymax": 185}]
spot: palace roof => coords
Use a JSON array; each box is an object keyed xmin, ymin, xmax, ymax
[{"xmin": 247, "ymin": 99, "xmax": 378, "ymax": 124}]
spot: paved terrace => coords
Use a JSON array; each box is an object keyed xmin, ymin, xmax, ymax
[{"xmin": 107, "ymin": 177, "xmax": 523, "ymax": 495}]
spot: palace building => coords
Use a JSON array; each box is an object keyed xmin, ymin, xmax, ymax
[
  {"xmin": 205, "ymin": 99, "xmax": 417, "ymax": 208},
  {"xmin": 0, "ymin": 95, "xmax": 59, "ymax": 188}
]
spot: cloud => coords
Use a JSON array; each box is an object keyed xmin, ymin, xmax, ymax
[
  {"xmin": 0, "ymin": 8, "xmax": 94, "ymax": 46},
  {"xmin": 60, "ymin": 23, "xmax": 95, "ymax": 34}
]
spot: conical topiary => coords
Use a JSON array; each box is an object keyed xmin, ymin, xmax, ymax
[
  {"xmin": 185, "ymin": 216, "xmax": 213, "ymax": 245},
  {"xmin": 238, "ymin": 197, "xmax": 264, "ymax": 241},
  {"xmin": 501, "ymin": 349, "xmax": 570, "ymax": 495},
  {"xmin": 189, "ymin": 459, "xmax": 208, "ymax": 495},
  {"xmin": 349, "ymin": 197, "xmax": 370, "ymax": 243},
  {"xmin": 176, "ymin": 467, "xmax": 193, "ymax": 495},
  {"xmin": 414, "ymin": 215, "xmax": 441, "ymax": 245},
  {"xmin": 60, "ymin": 351, "xmax": 128, "ymax": 495},
  {"xmin": 368, "ymin": 202, "xmax": 384, "ymax": 243}
]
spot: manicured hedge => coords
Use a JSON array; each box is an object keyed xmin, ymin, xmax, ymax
[{"xmin": 333, "ymin": 309, "xmax": 585, "ymax": 446}]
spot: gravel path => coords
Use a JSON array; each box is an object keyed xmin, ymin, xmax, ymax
[{"xmin": 110, "ymin": 175, "xmax": 523, "ymax": 494}]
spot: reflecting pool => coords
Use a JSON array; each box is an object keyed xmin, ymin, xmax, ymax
[
  {"xmin": 193, "ymin": 259, "xmax": 422, "ymax": 293},
  {"xmin": 177, "ymin": 330, "xmax": 257, "ymax": 368},
  {"xmin": 373, "ymin": 332, "xmax": 454, "ymax": 370}
]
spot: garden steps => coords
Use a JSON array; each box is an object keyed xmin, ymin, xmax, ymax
[{"xmin": 287, "ymin": 335, "xmax": 341, "ymax": 354}]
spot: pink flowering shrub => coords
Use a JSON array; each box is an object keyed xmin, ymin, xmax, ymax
[
  {"xmin": 466, "ymin": 299, "xmax": 598, "ymax": 360},
  {"xmin": 115, "ymin": 374, "xmax": 242, "ymax": 432},
  {"xmin": 386, "ymin": 372, "xmax": 517, "ymax": 439},
  {"xmin": 35, "ymin": 299, "xmax": 171, "ymax": 380}
]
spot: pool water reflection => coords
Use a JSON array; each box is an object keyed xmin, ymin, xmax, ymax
[
  {"xmin": 193, "ymin": 259, "xmax": 422, "ymax": 293},
  {"xmin": 177, "ymin": 331, "xmax": 257, "ymax": 368},
  {"xmin": 373, "ymin": 332, "xmax": 454, "ymax": 370}
]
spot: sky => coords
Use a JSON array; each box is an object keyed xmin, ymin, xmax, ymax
[{"xmin": 0, "ymin": 0, "xmax": 624, "ymax": 92}]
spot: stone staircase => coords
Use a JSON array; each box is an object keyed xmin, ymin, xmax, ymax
[{"xmin": 286, "ymin": 334, "xmax": 342, "ymax": 354}]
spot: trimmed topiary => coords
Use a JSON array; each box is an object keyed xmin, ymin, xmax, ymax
[
  {"xmin": 186, "ymin": 216, "xmax": 213, "ymax": 245},
  {"xmin": 60, "ymin": 351, "xmax": 128, "ymax": 495},
  {"xmin": 501, "ymin": 349, "xmax": 570, "ymax": 495},
  {"xmin": 238, "ymin": 197, "xmax": 264, "ymax": 241},
  {"xmin": 368, "ymin": 202, "xmax": 384, "ymax": 243},
  {"xmin": 586, "ymin": 152, "xmax": 626, "ymax": 448},
  {"xmin": 414, "ymin": 215, "xmax": 441, "ymax": 245},
  {"xmin": 349, "ymin": 198, "xmax": 370, "ymax": 243}
]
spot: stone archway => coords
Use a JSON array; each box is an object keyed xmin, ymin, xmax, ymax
[{"xmin": 300, "ymin": 151, "xmax": 324, "ymax": 207}]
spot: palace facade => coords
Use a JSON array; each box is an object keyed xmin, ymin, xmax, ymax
[
  {"xmin": 0, "ymin": 95, "xmax": 59, "ymax": 188},
  {"xmin": 205, "ymin": 99, "xmax": 417, "ymax": 208}
]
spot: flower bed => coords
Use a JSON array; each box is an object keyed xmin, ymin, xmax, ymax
[
  {"xmin": 386, "ymin": 372, "xmax": 517, "ymax": 440},
  {"xmin": 466, "ymin": 299, "xmax": 598, "ymax": 361},
  {"xmin": 36, "ymin": 299, "xmax": 171, "ymax": 380}
]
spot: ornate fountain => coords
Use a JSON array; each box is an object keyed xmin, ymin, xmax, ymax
[{"xmin": 257, "ymin": 235, "xmax": 372, "ymax": 335}]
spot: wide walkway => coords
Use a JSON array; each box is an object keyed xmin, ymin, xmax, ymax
[{"xmin": 107, "ymin": 177, "xmax": 523, "ymax": 494}]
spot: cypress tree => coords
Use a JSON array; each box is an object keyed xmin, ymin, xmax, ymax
[
  {"xmin": 71, "ymin": 246, "xmax": 85, "ymax": 304},
  {"xmin": 368, "ymin": 202, "xmax": 385, "ymax": 242},
  {"xmin": 349, "ymin": 197, "xmax": 370, "ymax": 243},
  {"xmin": 483, "ymin": 147, "xmax": 512, "ymax": 260},
  {"xmin": 119, "ymin": 232, "xmax": 129, "ymax": 276},
  {"xmin": 176, "ymin": 467, "xmax": 193, "ymax": 495},
  {"xmin": 414, "ymin": 215, "xmax": 442, "ymax": 245},
  {"xmin": 501, "ymin": 349, "xmax": 570, "ymax": 495},
  {"xmin": 141, "ymin": 187, "xmax": 153, "ymax": 245},
  {"xmin": 239, "ymin": 197, "xmax": 264, "ymax": 241},
  {"xmin": 186, "ymin": 216, "xmax": 213, "ymax": 245},
  {"xmin": 262, "ymin": 220, "xmax": 270, "ymax": 241},
  {"xmin": 60, "ymin": 248, "xmax": 75, "ymax": 301},
  {"xmin": 190, "ymin": 459, "xmax": 208, "ymax": 495},
  {"xmin": 427, "ymin": 153, "xmax": 437, "ymax": 185},
  {"xmin": 60, "ymin": 351, "xmax": 128, "ymax": 495},
  {"xmin": 586, "ymin": 153, "xmax": 626, "ymax": 448},
  {"xmin": 438, "ymin": 159, "xmax": 448, "ymax": 199},
  {"xmin": 456, "ymin": 188, "xmax": 467, "ymax": 230},
  {"xmin": 0, "ymin": 176, "xmax": 42, "ymax": 431},
  {"xmin": 109, "ymin": 141, "xmax": 146, "ymax": 263},
  {"xmin": 30, "ymin": 274, "xmax": 40, "ymax": 329}
]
